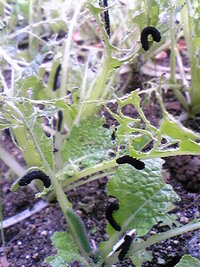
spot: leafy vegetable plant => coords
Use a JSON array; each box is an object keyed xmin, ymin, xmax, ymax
[{"xmin": 1, "ymin": 0, "xmax": 200, "ymax": 266}]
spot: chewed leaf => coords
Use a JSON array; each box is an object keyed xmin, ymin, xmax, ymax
[
  {"xmin": 33, "ymin": 121, "xmax": 54, "ymax": 169},
  {"xmin": 174, "ymin": 254, "xmax": 200, "ymax": 267},
  {"xmin": 45, "ymin": 232, "xmax": 84, "ymax": 267},
  {"xmin": 160, "ymin": 116, "xmax": 200, "ymax": 141},
  {"xmin": 106, "ymin": 158, "xmax": 180, "ymax": 237},
  {"xmin": 62, "ymin": 115, "xmax": 115, "ymax": 169}
]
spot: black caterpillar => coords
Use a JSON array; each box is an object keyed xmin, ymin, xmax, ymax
[
  {"xmin": 18, "ymin": 170, "xmax": 51, "ymax": 188},
  {"xmin": 106, "ymin": 203, "xmax": 121, "ymax": 231},
  {"xmin": 116, "ymin": 155, "xmax": 145, "ymax": 170},
  {"xmin": 57, "ymin": 110, "xmax": 63, "ymax": 132},
  {"xmin": 117, "ymin": 234, "xmax": 133, "ymax": 261},
  {"xmin": 99, "ymin": 0, "xmax": 110, "ymax": 38},
  {"xmin": 53, "ymin": 63, "xmax": 61, "ymax": 91},
  {"xmin": 140, "ymin": 26, "xmax": 161, "ymax": 51},
  {"xmin": 109, "ymin": 229, "xmax": 136, "ymax": 261},
  {"xmin": 111, "ymin": 129, "xmax": 116, "ymax": 140}
]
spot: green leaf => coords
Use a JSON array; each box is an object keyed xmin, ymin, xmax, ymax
[
  {"xmin": 12, "ymin": 127, "xmax": 42, "ymax": 167},
  {"xmin": 45, "ymin": 232, "xmax": 84, "ymax": 267},
  {"xmin": 33, "ymin": 121, "xmax": 54, "ymax": 169},
  {"xmin": 21, "ymin": 76, "xmax": 45, "ymax": 100},
  {"xmin": 106, "ymin": 158, "xmax": 180, "ymax": 237},
  {"xmin": 62, "ymin": 115, "xmax": 114, "ymax": 169},
  {"xmin": 180, "ymin": 140, "xmax": 200, "ymax": 153},
  {"xmin": 131, "ymin": 249, "xmax": 153, "ymax": 267},
  {"xmin": 18, "ymin": 49, "xmax": 50, "ymax": 97},
  {"xmin": 174, "ymin": 254, "xmax": 200, "ymax": 267},
  {"xmin": 132, "ymin": 11, "xmax": 146, "ymax": 30},
  {"xmin": 149, "ymin": 3, "xmax": 159, "ymax": 26},
  {"xmin": 132, "ymin": 134, "xmax": 152, "ymax": 151},
  {"xmin": 87, "ymin": 2, "xmax": 105, "ymax": 16},
  {"xmin": 160, "ymin": 116, "xmax": 200, "ymax": 140}
]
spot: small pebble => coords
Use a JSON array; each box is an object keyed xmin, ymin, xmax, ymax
[
  {"xmin": 32, "ymin": 252, "xmax": 39, "ymax": 260},
  {"xmin": 40, "ymin": 230, "xmax": 48, "ymax": 236},
  {"xmin": 195, "ymin": 211, "xmax": 200, "ymax": 217},
  {"xmin": 180, "ymin": 216, "xmax": 189, "ymax": 223}
]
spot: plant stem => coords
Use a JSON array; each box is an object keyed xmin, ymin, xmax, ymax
[
  {"xmin": 0, "ymin": 144, "xmax": 25, "ymax": 177},
  {"xmin": 60, "ymin": 1, "xmax": 83, "ymax": 98},
  {"xmin": 0, "ymin": 184, "xmax": 6, "ymax": 259},
  {"xmin": 61, "ymin": 160, "xmax": 117, "ymax": 187},
  {"xmin": 133, "ymin": 221, "xmax": 200, "ymax": 254},
  {"xmin": 170, "ymin": 4, "xmax": 176, "ymax": 84},
  {"xmin": 26, "ymin": 121, "xmax": 71, "ymax": 212},
  {"xmin": 59, "ymin": 1, "xmax": 84, "ymax": 130},
  {"xmin": 105, "ymin": 221, "xmax": 200, "ymax": 265},
  {"xmin": 28, "ymin": 0, "xmax": 33, "ymax": 56},
  {"xmin": 47, "ymin": 170, "xmax": 115, "ymax": 201}
]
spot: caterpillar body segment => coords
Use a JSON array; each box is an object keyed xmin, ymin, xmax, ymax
[
  {"xmin": 57, "ymin": 110, "xmax": 63, "ymax": 132},
  {"xmin": 99, "ymin": 0, "xmax": 110, "ymax": 38},
  {"xmin": 53, "ymin": 63, "xmax": 61, "ymax": 91},
  {"xmin": 106, "ymin": 203, "xmax": 121, "ymax": 231},
  {"xmin": 117, "ymin": 234, "xmax": 132, "ymax": 261}
]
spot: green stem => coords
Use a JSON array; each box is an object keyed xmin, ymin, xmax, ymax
[
  {"xmin": 170, "ymin": 4, "xmax": 176, "ymax": 84},
  {"xmin": 10, "ymin": 103, "xmax": 71, "ymax": 212},
  {"xmin": 26, "ymin": 121, "xmax": 71, "ymax": 212},
  {"xmin": 28, "ymin": 0, "xmax": 33, "ymax": 56},
  {"xmin": 81, "ymin": 57, "xmax": 112, "ymax": 117},
  {"xmin": 60, "ymin": 1, "xmax": 83, "ymax": 98},
  {"xmin": 133, "ymin": 221, "xmax": 200, "ymax": 254},
  {"xmin": 47, "ymin": 170, "xmax": 116, "ymax": 201},
  {"xmin": 0, "ymin": 184, "xmax": 6, "ymax": 259},
  {"xmin": 59, "ymin": 1, "xmax": 84, "ymax": 130},
  {"xmin": 105, "ymin": 222, "xmax": 200, "ymax": 265},
  {"xmin": 61, "ymin": 160, "xmax": 117, "ymax": 187}
]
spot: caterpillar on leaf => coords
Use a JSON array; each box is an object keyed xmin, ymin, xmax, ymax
[
  {"xmin": 108, "ymin": 229, "xmax": 137, "ymax": 261},
  {"xmin": 106, "ymin": 203, "xmax": 121, "ymax": 231},
  {"xmin": 18, "ymin": 170, "xmax": 51, "ymax": 188},
  {"xmin": 99, "ymin": 0, "xmax": 110, "ymax": 38},
  {"xmin": 140, "ymin": 26, "xmax": 161, "ymax": 51},
  {"xmin": 116, "ymin": 155, "xmax": 145, "ymax": 170}
]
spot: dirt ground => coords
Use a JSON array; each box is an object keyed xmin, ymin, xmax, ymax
[{"xmin": 1, "ymin": 49, "xmax": 200, "ymax": 267}]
